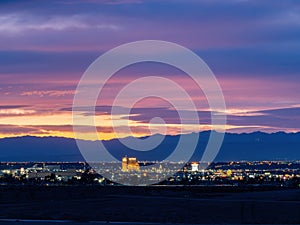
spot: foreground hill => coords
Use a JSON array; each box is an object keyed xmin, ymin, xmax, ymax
[{"xmin": 0, "ymin": 186, "xmax": 299, "ymax": 224}]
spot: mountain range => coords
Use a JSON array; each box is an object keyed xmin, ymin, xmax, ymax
[{"xmin": 0, "ymin": 131, "xmax": 299, "ymax": 162}]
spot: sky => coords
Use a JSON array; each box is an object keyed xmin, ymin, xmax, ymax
[{"xmin": 0, "ymin": 0, "xmax": 300, "ymax": 140}]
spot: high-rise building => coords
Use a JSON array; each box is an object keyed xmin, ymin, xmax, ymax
[
  {"xmin": 122, "ymin": 157, "xmax": 128, "ymax": 171},
  {"xmin": 122, "ymin": 156, "xmax": 140, "ymax": 172},
  {"xmin": 191, "ymin": 162, "xmax": 199, "ymax": 172}
]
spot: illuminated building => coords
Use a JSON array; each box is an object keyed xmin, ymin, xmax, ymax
[
  {"xmin": 226, "ymin": 169, "xmax": 232, "ymax": 176},
  {"xmin": 122, "ymin": 157, "xmax": 128, "ymax": 171},
  {"xmin": 20, "ymin": 167, "xmax": 25, "ymax": 175},
  {"xmin": 191, "ymin": 162, "xmax": 199, "ymax": 172},
  {"xmin": 122, "ymin": 156, "xmax": 140, "ymax": 172}
]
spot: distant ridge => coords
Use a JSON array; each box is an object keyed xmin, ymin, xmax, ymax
[{"xmin": 0, "ymin": 131, "xmax": 299, "ymax": 162}]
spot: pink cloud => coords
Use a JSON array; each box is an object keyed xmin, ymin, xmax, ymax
[{"xmin": 21, "ymin": 90, "xmax": 76, "ymax": 97}]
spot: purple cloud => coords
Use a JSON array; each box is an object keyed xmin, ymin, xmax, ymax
[{"xmin": 0, "ymin": 0, "xmax": 299, "ymax": 137}]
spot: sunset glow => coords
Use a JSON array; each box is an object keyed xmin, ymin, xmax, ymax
[{"xmin": 1, "ymin": 1, "xmax": 300, "ymax": 140}]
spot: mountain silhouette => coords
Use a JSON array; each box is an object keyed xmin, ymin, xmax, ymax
[{"xmin": 0, "ymin": 131, "xmax": 299, "ymax": 162}]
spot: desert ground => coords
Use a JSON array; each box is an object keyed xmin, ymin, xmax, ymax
[{"xmin": 0, "ymin": 186, "xmax": 299, "ymax": 224}]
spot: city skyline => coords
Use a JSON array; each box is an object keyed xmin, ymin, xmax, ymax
[
  {"xmin": 1, "ymin": 0, "xmax": 300, "ymax": 140},
  {"xmin": 0, "ymin": 2, "xmax": 300, "ymax": 223}
]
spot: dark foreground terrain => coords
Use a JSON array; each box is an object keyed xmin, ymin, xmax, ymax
[{"xmin": 0, "ymin": 185, "xmax": 299, "ymax": 224}]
